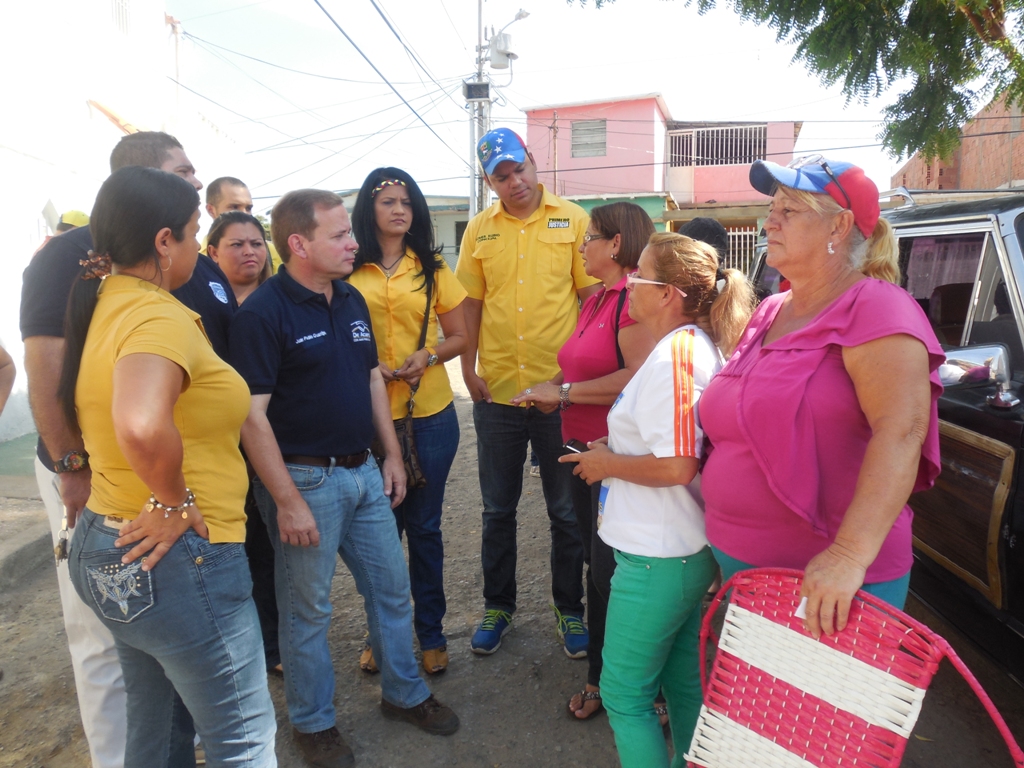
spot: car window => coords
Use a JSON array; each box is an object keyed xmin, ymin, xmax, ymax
[
  {"xmin": 965, "ymin": 237, "xmax": 1024, "ymax": 380},
  {"xmin": 900, "ymin": 232, "xmax": 986, "ymax": 346}
]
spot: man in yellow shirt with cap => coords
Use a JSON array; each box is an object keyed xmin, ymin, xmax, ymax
[{"xmin": 456, "ymin": 127, "xmax": 600, "ymax": 657}]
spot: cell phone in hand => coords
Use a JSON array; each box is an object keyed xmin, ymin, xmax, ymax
[{"xmin": 564, "ymin": 438, "xmax": 589, "ymax": 453}]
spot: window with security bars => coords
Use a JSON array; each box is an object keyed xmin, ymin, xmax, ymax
[
  {"xmin": 572, "ymin": 120, "xmax": 607, "ymax": 158},
  {"xmin": 112, "ymin": 0, "xmax": 130, "ymax": 35},
  {"xmin": 669, "ymin": 125, "xmax": 767, "ymax": 167}
]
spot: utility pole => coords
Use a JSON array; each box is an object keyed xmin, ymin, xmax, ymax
[
  {"xmin": 463, "ymin": 7, "xmax": 529, "ymax": 217},
  {"xmin": 552, "ymin": 111, "xmax": 559, "ymax": 196}
]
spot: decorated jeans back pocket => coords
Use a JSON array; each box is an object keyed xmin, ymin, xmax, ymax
[{"xmin": 83, "ymin": 554, "xmax": 155, "ymax": 623}]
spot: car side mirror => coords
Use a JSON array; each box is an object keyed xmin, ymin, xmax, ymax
[{"xmin": 940, "ymin": 344, "xmax": 1020, "ymax": 408}]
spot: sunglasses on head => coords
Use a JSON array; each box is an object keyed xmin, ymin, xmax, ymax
[{"xmin": 787, "ymin": 154, "xmax": 852, "ymax": 210}]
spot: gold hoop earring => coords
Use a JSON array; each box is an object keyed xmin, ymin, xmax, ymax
[{"xmin": 160, "ymin": 254, "xmax": 172, "ymax": 272}]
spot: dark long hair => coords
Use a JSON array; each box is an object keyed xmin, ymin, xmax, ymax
[
  {"xmin": 351, "ymin": 167, "xmax": 444, "ymax": 290},
  {"xmin": 207, "ymin": 211, "xmax": 272, "ymax": 283},
  {"xmin": 58, "ymin": 167, "xmax": 200, "ymax": 428},
  {"xmin": 588, "ymin": 202, "xmax": 655, "ymax": 269}
]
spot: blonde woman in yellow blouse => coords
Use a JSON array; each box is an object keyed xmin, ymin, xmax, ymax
[{"xmin": 349, "ymin": 168, "xmax": 468, "ymax": 675}]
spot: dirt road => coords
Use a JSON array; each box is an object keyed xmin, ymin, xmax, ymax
[{"xmin": 1, "ymin": 364, "xmax": 1023, "ymax": 766}]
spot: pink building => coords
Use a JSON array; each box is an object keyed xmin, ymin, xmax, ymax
[
  {"xmin": 523, "ymin": 94, "xmax": 801, "ymax": 270},
  {"xmin": 525, "ymin": 94, "xmax": 670, "ymax": 197},
  {"xmin": 523, "ymin": 94, "xmax": 800, "ymax": 205}
]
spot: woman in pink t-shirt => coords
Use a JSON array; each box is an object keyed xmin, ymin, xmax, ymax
[
  {"xmin": 511, "ymin": 202, "xmax": 656, "ymax": 720},
  {"xmin": 700, "ymin": 157, "xmax": 944, "ymax": 640}
]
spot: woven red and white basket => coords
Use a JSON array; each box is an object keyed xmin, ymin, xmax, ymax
[{"xmin": 685, "ymin": 568, "xmax": 1024, "ymax": 768}]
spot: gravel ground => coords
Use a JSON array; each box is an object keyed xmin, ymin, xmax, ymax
[{"xmin": 1, "ymin": 363, "xmax": 1023, "ymax": 766}]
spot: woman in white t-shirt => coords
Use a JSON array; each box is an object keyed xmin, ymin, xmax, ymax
[{"xmin": 560, "ymin": 232, "xmax": 753, "ymax": 768}]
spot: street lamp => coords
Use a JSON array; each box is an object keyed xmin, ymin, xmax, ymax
[{"xmin": 465, "ymin": 7, "xmax": 529, "ymax": 216}]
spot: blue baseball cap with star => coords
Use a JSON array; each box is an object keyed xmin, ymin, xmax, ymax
[{"xmin": 477, "ymin": 128, "xmax": 528, "ymax": 176}]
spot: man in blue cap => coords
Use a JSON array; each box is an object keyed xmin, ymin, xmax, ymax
[{"xmin": 455, "ymin": 128, "xmax": 600, "ymax": 657}]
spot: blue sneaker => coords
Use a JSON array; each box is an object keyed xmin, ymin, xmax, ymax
[
  {"xmin": 470, "ymin": 610, "xmax": 513, "ymax": 655},
  {"xmin": 553, "ymin": 606, "xmax": 588, "ymax": 659}
]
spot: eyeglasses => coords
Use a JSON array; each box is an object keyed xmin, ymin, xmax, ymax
[
  {"xmin": 582, "ymin": 233, "xmax": 608, "ymax": 244},
  {"xmin": 625, "ymin": 272, "xmax": 687, "ymax": 299},
  {"xmin": 788, "ymin": 153, "xmax": 852, "ymax": 210}
]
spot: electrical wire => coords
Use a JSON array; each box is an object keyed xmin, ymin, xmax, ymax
[
  {"xmin": 311, "ymin": 0, "xmax": 470, "ymax": 169},
  {"xmin": 186, "ymin": 35, "xmax": 333, "ymax": 127},
  {"xmin": 252, "ymin": 79, "xmax": 464, "ymax": 189},
  {"xmin": 181, "ymin": 31, "xmax": 463, "ymax": 87},
  {"xmin": 167, "ymin": 76, "xmax": 325, "ymax": 149},
  {"xmin": 248, "ymin": 81, "xmax": 458, "ymax": 154},
  {"xmin": 436, "ymin": 0, "xmax": 468, "ymax": 50}
]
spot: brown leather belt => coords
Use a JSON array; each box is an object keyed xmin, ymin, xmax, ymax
[{"xmin": 282, "ymin": 451, "xmax": 370, "ymax": 469}]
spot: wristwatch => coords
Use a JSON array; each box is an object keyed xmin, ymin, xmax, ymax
[
  {"xmin": 54, "ymin": 450, "xmax": 89, "ymax": 474},
  {"xmin": 559, "ymin": 382, "xmax": 573, "ymax": 410},
  {"xmin": 426, "ymin": 347, "xmax": 439, "ymax": 367}
]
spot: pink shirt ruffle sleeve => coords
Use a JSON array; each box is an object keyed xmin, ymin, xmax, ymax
[{"xmin": 701, "ymin": 278, "xmax": 944, "ymax": 581}]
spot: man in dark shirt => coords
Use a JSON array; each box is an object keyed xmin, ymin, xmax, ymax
[
  {"xmin": 20, "ymin": 130, "xmax": 206, "ymax": 768},
  {"xmin": 232, "ymin": 189, "xmax": 459, "ymax": 768}
]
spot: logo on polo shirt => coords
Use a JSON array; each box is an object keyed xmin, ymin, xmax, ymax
[
  {"xmin": 209, "ymin": 282, "xmax": 229, "ymax": 304},
  {"xmin": 351, "ymin": 320, "xmax": 372, "ymax": 343},
  {"xmin": 547, "ymin": 218, "xmax": 570, "ymax": 229}
]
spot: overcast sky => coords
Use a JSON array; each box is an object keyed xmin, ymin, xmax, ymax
[{"xmin": 165, "ymin": 0, "xmax": 908, "ymax": 213}]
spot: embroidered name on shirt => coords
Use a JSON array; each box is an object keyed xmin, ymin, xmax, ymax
[
  {"xmin": 547, "ymin": 218, "xmax": 570, "ymax": 229},
  {"xmin": 476, "ymin": 233, "xmax": 500, "ymax": 242},
  {"xmin": 296, "ymin": 331, "xmax": 327, "ymax": 345},
  {"xmin": 351, "ymin": 321, "xmax": 372, "ymax": 342},
  {"xmin": 209, "ymin": 282, "xmax": 229, "ymax": 304}
]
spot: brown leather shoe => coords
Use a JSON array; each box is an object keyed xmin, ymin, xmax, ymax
[
  {"xmin": 381, "ymin": 694, "xmax": 460, "ymax": 736},
  {"xmin": 292, "ymin": 726, "xmax": 354, "ymax": 768},
  {"xmin": 359, "ymin": 644, "xmax": 378, "ymax": 674},
  {"xmin": 421, "ymin": 646, "xmax": 449, "ymax": 674}
]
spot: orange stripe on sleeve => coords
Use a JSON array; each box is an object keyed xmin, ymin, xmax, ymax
[{"xmin": 671, "ymin": 329, "xmax": 697, "ymax": 457}]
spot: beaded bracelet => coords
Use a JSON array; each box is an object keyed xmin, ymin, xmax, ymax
[{"xmin": 145, "ymin": 489, "xmax": 196, "ymax": 519}]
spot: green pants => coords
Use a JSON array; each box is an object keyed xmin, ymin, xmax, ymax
[{"xmin": 600, "ymin": 546, "xmax": 717, "ymax": 768}]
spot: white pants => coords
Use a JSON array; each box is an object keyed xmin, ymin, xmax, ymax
[{"xmin": 36, "ymin": 457, "xmax": 126, "ymax": 768}]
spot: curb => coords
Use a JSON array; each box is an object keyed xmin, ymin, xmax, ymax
[{"xmin": 0, "ymin": 522, "xmax": 51, "ymax": 592}]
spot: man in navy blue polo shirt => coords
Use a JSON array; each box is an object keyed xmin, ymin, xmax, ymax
[{"xmin": 231, "ymin": 189, "xmax": 459, "ymax": 768}]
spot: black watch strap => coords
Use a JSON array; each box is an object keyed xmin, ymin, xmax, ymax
[{"xmin": 54, "ymin": 450, "xmax": 89, "ymax": 474}]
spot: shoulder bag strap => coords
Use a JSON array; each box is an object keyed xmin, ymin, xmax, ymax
[
  {"xmin": 407, "ymin": 278, "xmax": 434, "ymax": 408},
  {"xmin": 613, "ymin": 286, "xmax": 628, "ymax": 370}
]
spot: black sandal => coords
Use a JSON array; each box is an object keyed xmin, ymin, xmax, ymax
[{"xmin": 567, "ymin": 689, "xmax": 604, "ymax": 720}]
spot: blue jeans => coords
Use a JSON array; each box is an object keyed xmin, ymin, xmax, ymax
[
  {"xmin": 473, "ymin": 401, "xmax": 584, "ymax": 615},
  {"xmin": 393, "ymin": 403, "xmax": 459, "ymax": 650},
  {"xmin": 254, "ymin": 459, "xmax": 431, "ymax": 734},
  {"xmin": 68, "ymin": 509, "xmax": 277, "ymax": 768}
]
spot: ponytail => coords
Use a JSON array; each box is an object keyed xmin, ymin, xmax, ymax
[
  {"xmin": 854, "ymin": 217, "xmax": 899, "ymax": 284},
  {"xmin": 705, "ymin": 268, "xmax": 754, "ymax": 357},
  {"xmin": 648, "ymin": 232, "xmax": 754, "ymax": 358},
  {"xmin": 57, "ymin": 277, "xmax": 102, "ymax": 430},
  {"xmin": 56, "ymin": 166, "xmax": 199, "ymax": 431}
]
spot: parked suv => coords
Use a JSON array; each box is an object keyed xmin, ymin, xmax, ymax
[{"xmin": 751, "ymin": 191, "xmax": 1024, "ymax": 685}]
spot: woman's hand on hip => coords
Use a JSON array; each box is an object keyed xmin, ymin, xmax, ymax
[
  {"xmin": 558, "ymin": 442, "xmax": 613, "ymax": 485},
  {"xmin": 394, "ymin": 348, "xmax": 430, "ymax": 387},
  {"xmin": 115, "ymin": 503, "xmax": 210, "ymax": 572},
  {"xmin": 800, "ymin": 543, "xmax": 869, "ymax": 639}
]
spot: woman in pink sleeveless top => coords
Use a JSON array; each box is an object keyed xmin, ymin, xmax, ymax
[{"xmin": 700, "ymin": 157, "xmax": 945, "ymax": 639}]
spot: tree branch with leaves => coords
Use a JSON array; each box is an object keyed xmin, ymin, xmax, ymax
[{"xmin": 570, "ymin": 0, "xmax": 1024, "ymax": 160}]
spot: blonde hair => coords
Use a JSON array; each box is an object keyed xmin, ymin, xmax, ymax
[
  {"xmin": 783, "ymin": 188, "xmax": 899, "ymax": 284},
  {"xmin": 646, "ymin": 232, "xmax": 754, "ymax": 357}
]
